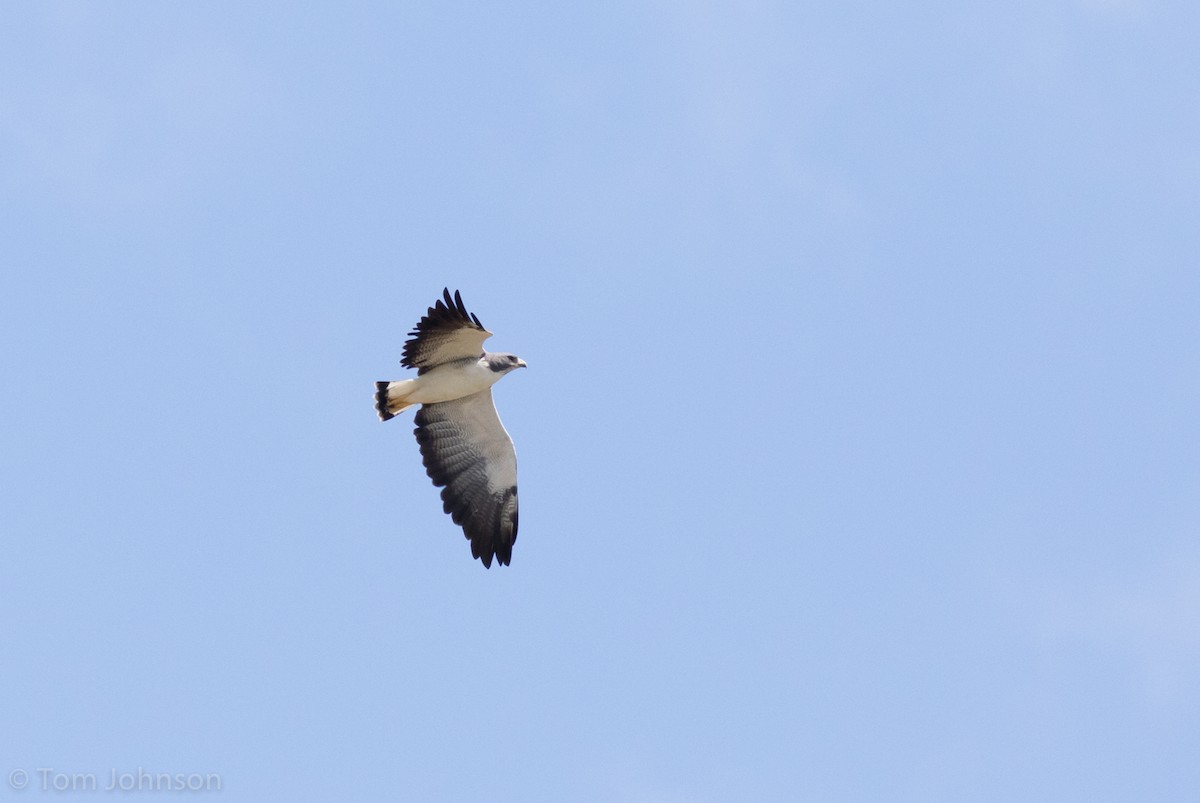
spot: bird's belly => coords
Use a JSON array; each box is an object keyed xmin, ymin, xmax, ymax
[{"xmin": 409, "ymin": 362, "xmax": 497, "ymax": 403}]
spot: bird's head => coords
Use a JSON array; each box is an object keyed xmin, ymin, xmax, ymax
[{"xmin": 484, "ymin": 352, "xmax": 528, "ymax": 374}]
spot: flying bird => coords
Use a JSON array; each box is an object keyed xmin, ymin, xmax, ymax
[{"xmin": 375, "ymin": 289, "xmax": 527, "ymax": 568}]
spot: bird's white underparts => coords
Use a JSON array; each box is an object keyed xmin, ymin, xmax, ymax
[{"xmin": 377, "ymin": 355, "xmax": 525, "ymax": 417}]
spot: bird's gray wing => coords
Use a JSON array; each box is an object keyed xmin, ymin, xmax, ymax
[
  {"xmin": 402, "ymin": 288, "xmax": 492, "ymax": 374},
  {"xmin": 413, "ymin": 389, "xmax": 518, "ymax": 568}
]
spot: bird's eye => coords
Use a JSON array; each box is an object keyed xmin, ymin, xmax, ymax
[{"xmin": 510, "ymin": 355, "xmax": 518, "ymax": 362}]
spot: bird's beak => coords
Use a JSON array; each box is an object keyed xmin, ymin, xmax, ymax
[{"xmin": 517, "ymin": 359, "xmax": 528, "ymax": 368}]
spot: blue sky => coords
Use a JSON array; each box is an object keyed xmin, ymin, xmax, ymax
[{"xmin": 2, "ymin": 1, "xmax": 1198, "ymax": 800}]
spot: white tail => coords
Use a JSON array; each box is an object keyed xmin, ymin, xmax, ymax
[{"xmin": 374, "ymin": 380, "xmax": 416, "ymax": 421}]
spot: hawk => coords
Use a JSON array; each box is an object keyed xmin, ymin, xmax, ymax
[{"xmin": 375, "ymin": 289, "xmax": 527, "ymax": 568}]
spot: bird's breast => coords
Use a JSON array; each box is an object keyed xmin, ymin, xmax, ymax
[{"xmin": 408, "ymin": 360, "xmax": 501, "ymax": 404}]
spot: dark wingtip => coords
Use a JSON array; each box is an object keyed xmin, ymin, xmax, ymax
[{"xmin": 374, "ymin": 381, "xmax": 394, "ymax": 421}]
